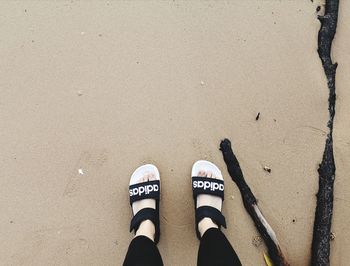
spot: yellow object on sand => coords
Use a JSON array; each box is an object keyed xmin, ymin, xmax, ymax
[{"xmin": 263, "ymin": 252, "xmax": 273, "ymax": 266}]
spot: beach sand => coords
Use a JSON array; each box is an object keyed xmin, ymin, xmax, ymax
[{"xmin": 0, "ymin": 1, "xmax": 349, "ymax": 265}]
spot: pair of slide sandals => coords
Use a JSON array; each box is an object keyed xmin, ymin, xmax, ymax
[{"xmin": 128, "ymin": 160, "xmax": 226, "ymax": 244}]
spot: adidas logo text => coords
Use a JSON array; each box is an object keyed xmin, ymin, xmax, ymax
[
  {"xmin": 130, "ymin": 184, "xmax": 159, "ymax": 196},
  {"xmin": 193, "ymin": 180, "xmax": 224, "ymax": 191}
]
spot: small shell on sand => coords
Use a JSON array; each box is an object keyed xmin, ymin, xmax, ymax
[{"xmin": 263, "ymin": 166, "xmax": 271, "ymax": 173}]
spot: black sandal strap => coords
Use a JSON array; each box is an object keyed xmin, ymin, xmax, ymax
[
  {"xmin": 130, "ymin": 207, "xmax": 158, "ymax": 232},
  {"xmin": 195, "ymin": 206, "xmax": 227, "ymax": 239},
  {"xmin": 129, "ymin": 206, "xmax": 160, "ymax": 244},
  {"xmin": 192, "ymin": 176, "xmax": 224, "ymax": 200},
  {"xmin": 195, "ymin": 206, "xmax": 227, "ymax": 229},
  {"xmin": 129, "ymin": 180, "xmax": 160, "ymax": 205}
]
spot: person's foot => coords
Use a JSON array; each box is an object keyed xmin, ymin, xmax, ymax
[
  {"xmin": 196, "ymin": 170, "xmax": 222, "ymax": 237},
  {"xmin": 132, "ymin": 172, "xmax": 156, "ymax": 241}
]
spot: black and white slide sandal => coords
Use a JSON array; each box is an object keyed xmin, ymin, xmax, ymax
[
  {"xmin": 192, "ymin": 160, "xmax": 227, "ymax": 240},
  {"xmin": 129, "ymin": 164, "xmax": 161, "ymax": 244}
]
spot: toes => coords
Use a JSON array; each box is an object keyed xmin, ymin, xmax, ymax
[
  {"xmin": 198, "ymin": 170, "xmax": 216, "ymax": 178},
  {"xmin": 139, "ymin": 174, "xmax": 148, "ymax": 183},
  {"xmin": 145, "ymin": 173, "xmax": 151, "ymax": 182},
  {"xmin": 148, "ymin": 173, "xmax": 156, "ymax": 181},
  {"xmin": 139, "ymin": 172, "xmax": 157, "ymax": 183},
  {"xmin": 198, "ymin": 170, "xmax": 217, "ymax": 179}
]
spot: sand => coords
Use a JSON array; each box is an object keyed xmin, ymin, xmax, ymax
[{"xmin": 0, "ymin": 1, "xmax": 348, "ymax": 265}]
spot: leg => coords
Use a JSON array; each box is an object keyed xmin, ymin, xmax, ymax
[
  {"xmin": 123, "ymin": 234, "xmax": 163, "ymax": 266},
  {"xmin": 197, "ymin": 227, "xmax": 241, "ymax": 266}
]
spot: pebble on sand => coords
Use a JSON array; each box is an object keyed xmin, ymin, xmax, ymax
[
  {"xmin": 263, "ymin": 166, "xmax": 271, "ymax": 173},
  {"xmin": 252, "ymin": 235, "xmax": 262, "ymax": 247}
]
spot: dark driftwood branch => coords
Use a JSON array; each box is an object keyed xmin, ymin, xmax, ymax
[
  {"xmin": 311, "ymin": 0, "xmax": 339, "ymax": 265},
  {"xmin": 220, "ymin": 139, "xmax": 289, "ymax": 266}
]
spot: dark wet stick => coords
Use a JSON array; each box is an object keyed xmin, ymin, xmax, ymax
[
  {"xmin": 311, "ymin": 0, "xmax": 339, "ymax": 265},
  {"xmin": 220, "ymin": 139, "xmax": 289, "ymax": 266}
]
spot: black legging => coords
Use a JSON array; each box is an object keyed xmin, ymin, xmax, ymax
[{"xmin": 123, "ymin": 228, "xmax": 242, "ymax": 266}]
